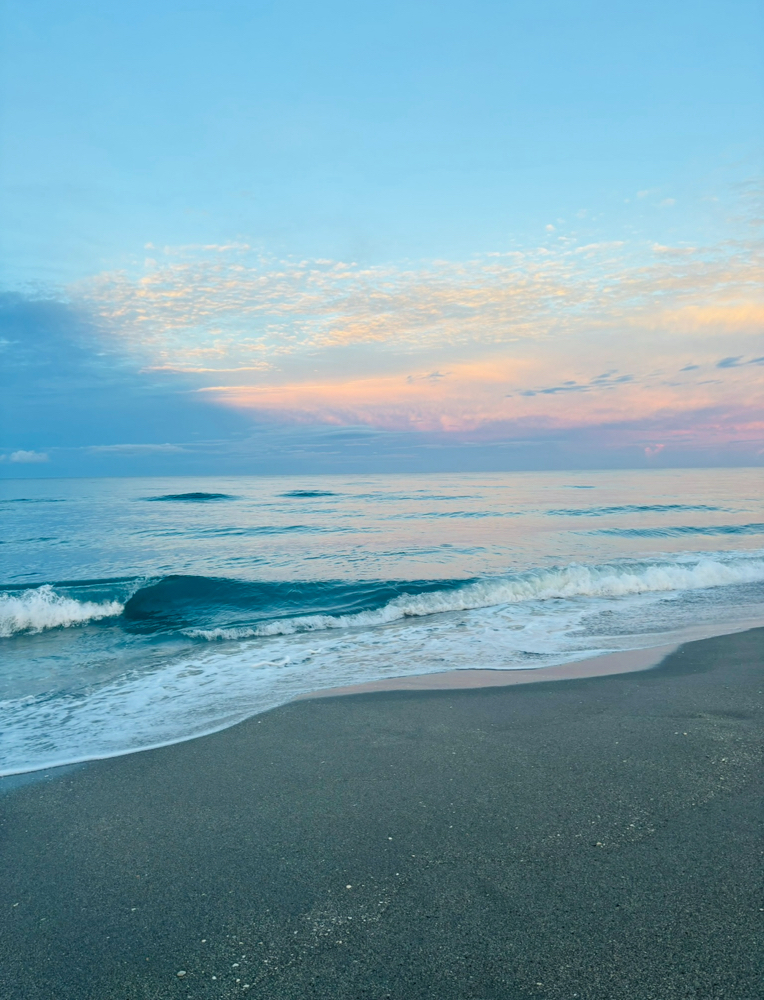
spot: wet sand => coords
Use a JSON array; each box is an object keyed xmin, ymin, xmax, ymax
[
  {"xmin": 1, "ymin": 628, "xmax": 763, "ymax": 999},
  {"xmin": 300, "ymin": 643, "xmax": 679, "ymax": 698}
]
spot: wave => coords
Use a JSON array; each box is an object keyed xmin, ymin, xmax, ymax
[
  {"xmin": 196, "ymin": 525, "xmax": 320, "ymax": 537},
  {"xmin": 5, "ymin": 552, "xmax": 763, "ymax": 644},
  {"xmin": 123, "ymin": 575, "xmax": 461, "ymax": 635},
  {"xmin": 591, "ymin": 523, "xmax": 764, "ymax": 538},
  {"xmin": 0, "ymin": 498, "xmax": 65, "ymax": 504},
  {"xmin": 0, "ymin": 585, "xmax": 124, "ymax": 638},
  {"xmin": 280, "ymin": 490, "xmax": 337, "ymax": 498},
  {"xmin": 548, "ymin": 504, "xmax": 724, "ymax": 517},
  {"xmin": 185, "ymin": 553, "xmax": 764, "ymax": 640},
  {"xmin": 145, "ymin": 492, "xmax": 235, "ymax": 502},
  {"xmin": 391, "ymin": 510, "xmax": 519, "ymax": 519}
]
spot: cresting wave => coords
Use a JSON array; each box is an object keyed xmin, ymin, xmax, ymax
[
  {"xmin": 3, "ymin": 551, "xmax": 763, "ymax": 642},
  {"xmin": 0, "ymin": 585, "xmax": 124, "ymax": 637},
  {"xmin": 186, "ymin": 553, "xmax": 764, "ymax": 639}
]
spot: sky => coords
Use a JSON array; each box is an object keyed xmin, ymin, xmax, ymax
[{"xmin": 1, "ymin": 0, "xmax": 762, "ymax": 477}]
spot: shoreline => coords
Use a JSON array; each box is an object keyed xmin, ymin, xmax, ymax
[
  {"xmin": 5, "ymin": 618, "xmax": 764, "ymax": 781},
  {"xmin": 298, "ymin": 642, "xmax": 678, "ymax": 699},
  {"xmin": 0, "ymin": 643, "xmax": 678, "ymax": 782},
  {"xmin": 300, "ymin": 616, "xmax": 764, "ymax": 701}
]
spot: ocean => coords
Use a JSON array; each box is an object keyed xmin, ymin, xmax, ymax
[{"xmin": 2, "ymin": 468, "xmax": 763, "ymax": 776}]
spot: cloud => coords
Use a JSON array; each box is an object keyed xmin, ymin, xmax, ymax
[
  {"xmin": 518, "ymin": 373, "xmax": 635, "ymax": 397},
  {"xmin": 9, "ymin": 449, "xmax": 49, "ymax": 463},
  {"xmin": 0, "ymin": 292, "xmax": 255, "ymax": 465},
  {"xmin": 86, "ymin": 443, "xmax": 188, "ymax": 454},
  {"xmin": 716, "ymin": 354, "xmax": 764, "ymax": 368},
  {"xmin": 57, "ymin": 231, "xmax": 762, "ymax": 451},
  {"xmin": 76, "ymin": 234, "xmax": 763, "ymax": 364},
  {"xmin": 5, "ymin": 194, "xmax": 763, "ymax": 476},
  {"xmin": 142, "ymin": 363, "xmax": 272, "ymax": 374},
  {"xmin": 406, "ymin": 370, "xmax": 450, "ymax": 384}
]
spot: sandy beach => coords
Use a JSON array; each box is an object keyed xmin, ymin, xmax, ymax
[{"xmin": 1, "ymin": 627, "xmax": 762, "ymax": 999}]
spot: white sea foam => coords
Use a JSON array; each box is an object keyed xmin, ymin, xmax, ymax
[
  {"xmin": 186, "ymin": 554, "xmax": 764, "ymax": 640},
  {"xmin": 0, "ymin": 585, "xmax": 124, "ymax": 637}
]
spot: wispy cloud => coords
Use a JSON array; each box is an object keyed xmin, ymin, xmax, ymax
[
  {"xmin": 86, "ymin": 443, "xmax": 188, "ymax": 455},
  {"xmin": 716, "ymin": 354, "xmax": 764, "ymax": 368}
]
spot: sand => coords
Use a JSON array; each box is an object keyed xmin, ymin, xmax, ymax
[
  {"xmin": 299, "ymin": 643, "xmax": 679, "ymax": 698},
  {"xmin": 1, "ymin": 628, "xmax": 762, "ymax": 999}
]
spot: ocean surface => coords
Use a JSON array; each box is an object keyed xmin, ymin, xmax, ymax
[{"xmin": 2, "ymin": 469, "xmax": 763, "ymax": 776}]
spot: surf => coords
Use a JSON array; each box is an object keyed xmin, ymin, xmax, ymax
[{"xmin": 4, "ymin": 550, "xmax": 763, "ymax": 641}]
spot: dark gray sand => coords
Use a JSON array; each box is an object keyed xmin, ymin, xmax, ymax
[{"xmin": 1, "ymin": 629, "xmax": 763, "ymax": 1000}]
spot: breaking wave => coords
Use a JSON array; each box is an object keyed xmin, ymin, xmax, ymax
[
  {"xmin": 0, "ymin": 585, "xmax": 124, "ymax": 637},
  {"xmin": 3, "ymin": 552, "xmax": 763, "ymax": 645},
  {"xmin": 185, "ymin": 553, "xmax": 764, "ymax": 640}
]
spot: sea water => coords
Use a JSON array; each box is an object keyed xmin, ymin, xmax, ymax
[{"xmin": 1, "ymin": 468, "xmax": 763, "ymax": 775}]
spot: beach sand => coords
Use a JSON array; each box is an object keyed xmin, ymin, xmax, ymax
[
  {"xmin": 1, "ymin": 628, "xmax": 762, "ymax": 999},
  {"xmin": 299, "ymin": 642, "xmax": 679, "ymax": 698}
]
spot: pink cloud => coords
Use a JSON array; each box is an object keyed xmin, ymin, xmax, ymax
[{"xmin": 74, "ymin": 232, "xmax": 764, "ymax": 453}]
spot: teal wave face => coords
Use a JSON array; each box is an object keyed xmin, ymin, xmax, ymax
[{"xmin": 121, "ymin": 575, "xmax": 470, "ymax": 636}]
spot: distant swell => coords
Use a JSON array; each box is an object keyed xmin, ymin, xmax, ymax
[
  {"xmin": 549, "ymin": 504, "xmax": 724, "ymax": 517},
  {"xmin": 145, "ymin": 492, "xmax": 234, "ymax": 502},
  {"xmin": 0, "ymin": 498, "xmax": 65, "ymax": 504},
  {"xmin": 591, "ymin": 523, "xmax": 764, "ymax": 538},
  {"xmin": 0, "ymin": 585, "xmax": 124, "ymax": 637},
  {"xmin": 280, "ymin": 490, "xmax": 337, "ymax": 498}
]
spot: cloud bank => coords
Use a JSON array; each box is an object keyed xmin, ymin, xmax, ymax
[
  {"xmin": 76, "ymin": 233, "xmax": 763, "ymax": 442},
  {"xmin": 3, "ymin": 215, "xmax": 762, "ymax": 475}
]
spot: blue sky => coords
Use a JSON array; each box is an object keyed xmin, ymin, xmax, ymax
[{"xmin": 1, "ymin": 0, "xmax": 762, "ymax": 476}]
